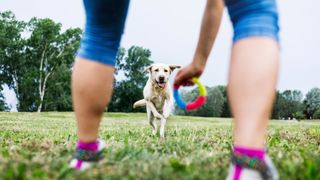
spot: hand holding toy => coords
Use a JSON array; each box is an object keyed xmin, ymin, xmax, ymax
[{"xmin": 173, "ymin": 77, "xmax": 207, "ymax": 110}]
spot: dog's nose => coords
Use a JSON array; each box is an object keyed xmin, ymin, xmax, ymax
[{"xmin": 159, "ymin": 76, "xmax": 165, "ymax": 82}]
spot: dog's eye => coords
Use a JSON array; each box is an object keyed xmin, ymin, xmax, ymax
[
  {"xmin": 155, "ymin": 69, "xmax": 159, "ymax": 72},
  {"xmin": 164, "ymin": 69, "xmax": 168, "ymax": 72}
]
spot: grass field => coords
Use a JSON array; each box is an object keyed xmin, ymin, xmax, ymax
[{"xmin": 0, "ymin": 112, "xmax": 320, "ymax": 180}]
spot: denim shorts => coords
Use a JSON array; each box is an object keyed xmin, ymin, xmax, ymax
[
  {"xmin": 225, "ymin": 0, "xmax": 280, "ymax": 42},
  {"xmin": 77, "ymin": 0, "xmax": 279, "ymax": 66},
  {"xmin": 76, "ymin": 0, "xmax": 130, "ymax": 66}
]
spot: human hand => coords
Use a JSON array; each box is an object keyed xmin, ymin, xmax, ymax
[{"xmin": 174, "ymin": 61, "xmax": 205, "ymax": 86}]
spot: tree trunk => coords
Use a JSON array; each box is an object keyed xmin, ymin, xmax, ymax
[
  {"xmin": 37, "ymin": 88, "xmax": 44, "ymax": 113},
  {"xmin": 12, "ymin": 73, "xmax": 20, "ymax": 111},
  {"xmin": 37, "ymin": 46, "xmax": 64, "ymax": 112},
  {"xmin": 37, "ymin": 99, "xmax": 43, "ymax": 112},
  {"xmin": 37, "ymin": 70, "xmax": 51, "ymax": 113}
]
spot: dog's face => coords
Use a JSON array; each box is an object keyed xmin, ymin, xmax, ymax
[{"xmin": 144, "ymin": 63, "xmax": 181, "ymax": 89}]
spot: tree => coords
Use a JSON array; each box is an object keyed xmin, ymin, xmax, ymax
[
  {"xmin": 108, "ymin": 46, "xmax": 153, "ymax": 112},
  {"xmin": 199, "ymin": 86, "xmax": 225, "ymax": 117},
  {"xmin": 0, "ymin": 11, "xmax": 81, "ymax": 112},
  {"xmin": 216, "ymin": 85, "xmax": 231, "ymax": 117},
  {"xmin": 175, "ymin": 86, "xmax": 225, "ymax": 117},
  {"xmin": 304, "ymin": 87, "xmax": 320, "ymax": 119},
  {"xmin": 293, "ymin": 111, "xmax": 305, "ymax": 120},
  {"xmin": 42, "ymin": 63, "xmax": 73, "ymax": 111},
  {"xmin": 26, "ymin": 18, "xmax": 81, "ymax": 112},
  {"xmin": 272, "ymin": 90, "xmax": 304, "ymax": 119},
  {"xmin": 272, "ymin": 91, "xmax": 286, "ymax": 119},
  {"xmin": 0, "ymin": 11, "xmax": 26, "ymax": 110},
  {"xmin": 0, "ymin": 88, "xmax": 9, "ymax": 111},
  {"xmin": 314, "ymin": 109, "xmax": 320, "ymax": 119}
]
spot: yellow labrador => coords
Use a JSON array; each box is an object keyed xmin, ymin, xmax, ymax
[{"xmin": 133, "ymin": 63, "xmax": 181, "ymax": 139}]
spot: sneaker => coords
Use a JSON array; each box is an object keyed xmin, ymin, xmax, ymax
[
  {"xmin": 69, "ymin": 139, "xmax": 106, "ymax": 171},
  {"xmin": 226, "ymin": 153, "xmax": 279, "ymax": 180}
]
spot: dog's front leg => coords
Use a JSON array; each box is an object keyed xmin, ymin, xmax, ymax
[
  {"xmin": 163, "ymin": 98, "xmax": 173, "ymax": 119},
  {"xmin": 146, "ymin": 101, "xmax": 164, "ymax": 119},
  {"xmin": 159, "ymin": 117, "xmax": 166, "ymax": 139},
  {"xmin": 147, "ymin": 106, "xmax": 157, "ymax": 135}
]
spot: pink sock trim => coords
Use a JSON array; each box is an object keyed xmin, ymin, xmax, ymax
[
  {"xmin": 76, "ymin": 160, "xmax": 83, "ymax": 170},
  {"xmin": 77, "ymin": 140, "xmax": 99, "ymax": 151},
  {"xmin": 234, "ymin": 165, "xmax": 242, "ymax": 180},
  {"xmin": 232, "ymin": 146, "xmax": 266, "ymax": 179},
  {"xmin": 233, "ymin": 146, "xmax": 265, "ymax": 160}
]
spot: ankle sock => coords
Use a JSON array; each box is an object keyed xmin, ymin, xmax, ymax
[
  {"xmin": 232, "ymin": 146, "xmax": 266, "ymax": 180},
  {"xmin": 77, "ymin": 140, "xmax": 99, "ymax": 151},
  {"xmin": 74, "ymin": 140, "xmax": 101, "ymax": 170}
]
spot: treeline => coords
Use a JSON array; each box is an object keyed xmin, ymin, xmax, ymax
[
  {"xmin": 0, "ymin": 11, "xmax": 153, "ymax": 112},
  {"xmin": 1, "ymin": 11, "xmax": 319, "ymax": 120},
  {"xmin": 0, "ymin": 11, "xmax": 81, "ymax": 112},
  {"xmin": 272, "ymin": 89, "xmax": 320, "ymax": 119},
  {"xmin": 176, "ymin": 87, "xmax": 320, "ymax": 120}
]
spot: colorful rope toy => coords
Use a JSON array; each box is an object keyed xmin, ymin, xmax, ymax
[{"xmin": 173, "ymin": 77, "xmax": 207, "ymax": 110}]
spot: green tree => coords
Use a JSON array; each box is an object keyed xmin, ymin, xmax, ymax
[
  {"xmin": 26, "ymin": 18, "xmax": 81, "ymax": 112},
  {"xmin": 0, "ymin": 88, "xmax": 9, "ymax": 111},
  {"xmin": 272, "ymin": 91, "xmax": 286, "ymax": 119},
  {"xmin": 0, "ymin": 11, "xmax": 81, "ymax": 112},
  {"xmin": 42, "ymin": 63, "xmax": 73, "ymax": 111},
  {"xmin": 216, "ymin": 85, "xmax": 231, "ymax": 117},
  {"xmin": 313, "ymin": 109, "xmax": 320, "ymax": 119},
  {"xmin": 304, "ymin": 87, "xmax": 320, "ymax": 119},
  {"xmin": 293, "ymin": 111, "xmax": 305, "ymax": 120},
  {"xmin": 0, "ymin": 11, "xmax": 26, "ymax": 110},
  {"xmin": 272, "ymin": 90, "xmax": 304, "ymax": 119},
  {"xmin": 108, "ymin": 46, "xmax": 153, "ymax": 112}
]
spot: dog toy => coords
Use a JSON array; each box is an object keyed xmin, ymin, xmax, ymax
[{"xmin": 173, "ymin": 77, "xmax": 207, "ymax": 110}]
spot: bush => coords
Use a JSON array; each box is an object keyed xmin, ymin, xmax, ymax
[
  {"xmin": 313, "ymin": 109, "xmax": 320, "ymax": 119},
  {"xmin": 293, "ymin": 111, "xmax": 305, "ymax": 120}
]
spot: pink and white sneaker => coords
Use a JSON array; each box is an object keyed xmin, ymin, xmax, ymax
[
  {"xmin": 226, "ymin": 147, "xmax": 279, "ymax": 180},
  {"xmin": 69, "ymin": 139, "xmax": 106, "ymax": 171}
]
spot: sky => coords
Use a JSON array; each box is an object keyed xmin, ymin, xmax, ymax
[{"xmin": 1, "ymin": 0, "xmax": 320, "ymax": 111}]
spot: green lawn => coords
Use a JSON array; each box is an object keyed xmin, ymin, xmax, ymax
[{"xmin": 0, "ymin": 112, "xmax": 319, "ymax": 179}]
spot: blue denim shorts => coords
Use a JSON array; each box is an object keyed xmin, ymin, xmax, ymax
[
  {"xmin": 225, "ymin": 0, "xmax": 280, "ymax": 42},
  {"xmin": 76, "ymin": 0, "xmax": 130, "ymax": 66},
  {"xmin": 77, "ymin": 0, "xmax": 279, "ymax": 66}
]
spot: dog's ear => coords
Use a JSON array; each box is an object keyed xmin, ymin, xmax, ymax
[
  {"xmin": 169, "ymin": 65, "xmax": 181, "ymax": 72},
  {"xmin": 144, "ymin": 65, "xmax": 153, "ymax": 73}
]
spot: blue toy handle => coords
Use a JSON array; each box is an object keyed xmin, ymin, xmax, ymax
[{"xmin": 174, "ymin": 89, "xmax": 187, "ymax": 109}]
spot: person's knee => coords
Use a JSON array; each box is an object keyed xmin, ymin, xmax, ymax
[
  {"xmin": 225, "ymin": 0, "xmax": 280, "ymax": 42},
  {"xmin": 77, "ymin": 0, "xmax": 130, "ymax": 66}
]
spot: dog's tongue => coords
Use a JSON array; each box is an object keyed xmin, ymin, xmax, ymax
[{"xmin": 159, "ymin": 83, "xmax": 165, "ymax": 88}]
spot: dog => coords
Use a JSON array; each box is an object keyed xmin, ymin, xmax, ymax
[{"xmin": 133, "ymin": 63, "xmax": 181, "ymax": 139}]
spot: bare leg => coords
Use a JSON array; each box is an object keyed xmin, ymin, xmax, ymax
[
  {"xmin": 228, "ymin": 37, "xmax": 279, "ymax": 148},
  {"xmin": 72, "ymin": 58, "xmax": 114, "ymax": 143}
]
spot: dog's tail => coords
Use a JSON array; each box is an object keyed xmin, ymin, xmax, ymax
[{"xmin": 133, "ymin": 99, "xmax": 146, "ymax": 108}]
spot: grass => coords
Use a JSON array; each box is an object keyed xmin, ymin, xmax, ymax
[{"xmin": 0, "ymin": 112, "xmax": 320, "ymax": 180}]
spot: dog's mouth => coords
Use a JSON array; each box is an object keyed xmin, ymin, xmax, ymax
[{"xmin": 156, "ymin": 80, "xmax": 166, "ymax": 88}]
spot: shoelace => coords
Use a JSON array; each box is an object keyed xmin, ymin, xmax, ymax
[
  {"xmin": 74, "ymin": 148, "xmax": 104, "ymax": 162},
  {"xmin": 231, "ymin": 152, "xmax": 272, "ymax": 180}
]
